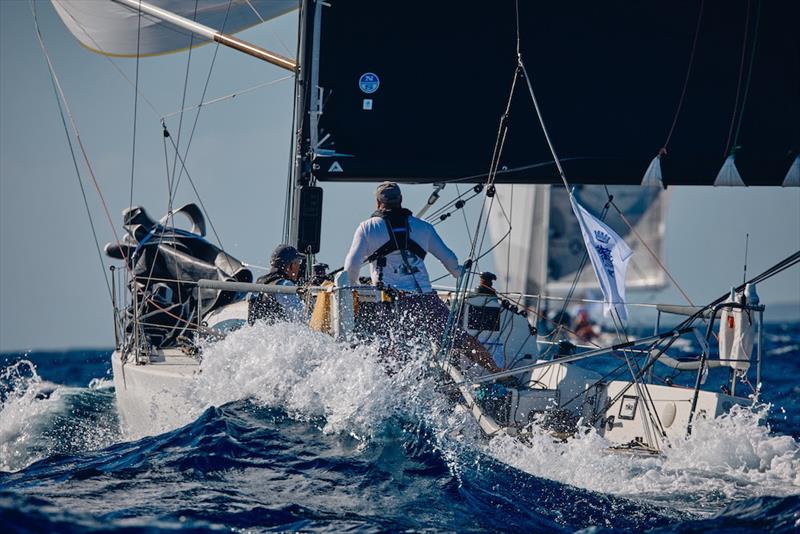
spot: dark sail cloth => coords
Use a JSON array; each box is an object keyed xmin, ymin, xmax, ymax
[{"xmin": 247, "ymin": 271, "xmax": 289, "ymax": 325}]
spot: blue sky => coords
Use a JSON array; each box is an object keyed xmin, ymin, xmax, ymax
[{"xmin": 1, "ymin": 1, "xmax": 798, "ymax": 351}]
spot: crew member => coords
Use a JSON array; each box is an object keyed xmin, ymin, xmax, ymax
[
  {"xmin": 248, "ymin": 244, "xmax": 305, "ymax": 325},
  {"xmin": 573, "ymin": 309, "xmax": 597, "ymax": 342},
  {"xmin": 475, "ymin": 271, "xmax": 497, "ymax": 295},
  {"xmin": 343, "ymin": 182, "xmax": 501, "ymax": 373}
]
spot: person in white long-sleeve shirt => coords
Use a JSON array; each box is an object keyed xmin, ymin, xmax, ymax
[
  {"xmin": 343, "ymin": 182, "xmax": 501, "ymax": 373},
  {"xmin": 344, "ymin": 189, "xmax": 459, "ymax": 292}
]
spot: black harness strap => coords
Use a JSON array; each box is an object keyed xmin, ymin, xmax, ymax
[
  {"xmin": 365, "ymin": 209, "xmax": 427, "ymax": 263},
  {"xmin": 247, "ymin": 270, "xmax": 290, "ymax": 325}
]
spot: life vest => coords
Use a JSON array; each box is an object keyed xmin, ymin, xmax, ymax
[
  {"xmin": 247, "ymin": 270, "xmax": 290, "ymax": 325},
  {"xmin": 365, "ymin": 208, "xmax": 427, "ymax": 263}
]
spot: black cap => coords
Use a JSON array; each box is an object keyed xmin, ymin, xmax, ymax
[
  {"xmin": 270, "ymin": 244, "xmax": 304, "ymax": 269},
  {"xmin": 375, "ymin": 181, "xmax": 402, "ymax": 206},
  {"xmin": 476, "ymin": 271, "xmax": 497, "ymax": 294},
  {"xmin": 479, "ymin": 272, "xmax": 497, "ymax": 285}
]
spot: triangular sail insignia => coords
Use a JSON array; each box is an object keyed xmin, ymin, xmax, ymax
[
  {"xmin": 783, "ymin": 156, "xmax": 799, "ymax": 187},
  {"xmin": 51, "ymin": 0, "xmax": 296, "ymax": 58},
  {"xmin": 714, "ymin": 155, "xmax": 746, "ymax": 186},
  {"xmin": 328, "ymin": 161, "xmax": 343, "ymax": 173},
  {"xmin": 641, "ymin": 155, "xmax": 664, "ymax": 187},
  {"xmin": 569, "ymin": 195, "xmax": 633, "ymax": 322}
]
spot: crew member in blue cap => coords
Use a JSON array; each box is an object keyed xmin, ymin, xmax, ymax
[
  {"xmin": 344, "ymin": 182, "xmax": 501, "ymax": 373},
  {"xmin": 248, "ymin": 244, "xmax": 305, "ymax": 325}
]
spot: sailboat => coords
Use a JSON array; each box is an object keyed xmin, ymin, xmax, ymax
[{"xmin": 44, "ymin": 0, "xmax": 799, "ymax": 451}]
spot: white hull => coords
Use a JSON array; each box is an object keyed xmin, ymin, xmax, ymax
[
  {"xmin": 110, "ymin": 282, "xmax": 758, "ymax": 453},
  {"xmin": 111, "ymin": 349, "xmax": 200, "ymax": 439},
  {"xmin": 525, "ymin": 362, "xmax": 747, "ymax": 450}
]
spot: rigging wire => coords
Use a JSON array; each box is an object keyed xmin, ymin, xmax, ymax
[
  {"xmin": 48, "ymin": 1, "xmax": 160, "ymax": 117},
  {"xmin": 722, "ymin": 0, "xmax": 753, "ymax": 158},
  {"xmin": 443, "ymin": 0, "xmax": 573, "ymax": 360},
  {"xmin": 169, "ymin": 0, "xmax": 200, "ymax": 202},
  {"xmin": 661, "ymin": 0, "xmax": 705, "ymax": 152},
  {"xmin": 426, "ymin": 185, "xmax": 482, "ymax": 222},
  {"xmin": 30, "ymin": 0, "xmax": 113, "ymax": 302},
  {"xmin": 243, "ymin": 0, "xmax": 293, "ymax": 57},
  {"xmin": 129, "ymin": 0, "xmax": 143, "ymax": 214},
  {"xmin": 605, "ymin": 193, "xmax": 696, "ymax": 307},
  {"xmin": 170, "ymin": 0, "xmax": 235, "ymax": 198},
  {"xmin": 518, "ymin": 58, "xmax": 569, "ymax": 193},
  {"xmin": 437, "ymin": 65, "xmax": 520, "ymax": 359},
  {"xmin": 162, "ymin": 125, "xmax": 228, "ymax": 250},
  {"xmin": 731, "ymin": 0, "xmax": 762, "ymax": 155},
  {"xmin": 152, "ymin": 0, "xmax": 200, "ymax": 308},
  {"xmin": 161, "ymin": 76, "xmax": 293, "ymax": 119},
  {"xmin": 454, "ymin": 184, "xmax": 472, "ymax": 237},
  {"xmin": 30, "ymin": 0, "xmax": 130, "ymax": 281},
  {"xmin": 155, "ymin": 1, "xmax": 240, "ymax": 285}
]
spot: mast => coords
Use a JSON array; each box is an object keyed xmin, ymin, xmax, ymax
[{"xmin": 287, "ymin": 0, "xmax": 323, "ymax": 249}]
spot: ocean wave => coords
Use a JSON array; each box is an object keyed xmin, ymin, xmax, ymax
[
  {"xmin": 0, "ymin": 360, "xmax": 120, "ymax": 473},
  {"xmin": 2, "ymin": 323, "xmax": 799, "ymax": 530},
  {"xmin": 1, "ymin": 399, "xmax": 681, "ymax": 532}
]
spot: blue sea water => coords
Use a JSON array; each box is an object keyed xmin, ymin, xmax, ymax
[{"xmin": 1, "ymin": 323, "xmax": 799, "ymax": 533}]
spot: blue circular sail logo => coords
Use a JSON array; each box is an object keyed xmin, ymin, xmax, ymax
[{"xmin": 358, "ymin": 72, "xmax": 380, "ymax": 94}]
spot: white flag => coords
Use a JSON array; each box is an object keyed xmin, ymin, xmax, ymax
[{"xmin": 569, "ymin": 195, "xmax": 633, "ymax": 322}]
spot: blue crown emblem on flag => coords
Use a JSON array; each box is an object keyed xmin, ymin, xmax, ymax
[{"xmin": 594, "ymin": 231, "xmax": 611, "ymax": 244}]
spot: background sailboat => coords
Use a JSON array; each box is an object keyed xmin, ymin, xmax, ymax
[{"xmin": 488, "ymin": 184, "xmax": 667, "ymax": 303}]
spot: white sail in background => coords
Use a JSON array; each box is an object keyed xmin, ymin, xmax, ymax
[
  {"xmin": 487, "ymin": 185, "xmax": 550, "ymax": 301},
  {"xmin": 51, "ymin": 0, "xmax": 296, "ymax": 57},
  {"xmin": 489, "ymin": 185, "xmax": 667, "ymax": 302},
  {"xmin": 547, "ymin": 185, "xmax": 667, "ymax": 294}
]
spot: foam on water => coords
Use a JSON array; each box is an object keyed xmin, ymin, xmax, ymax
[
  {"xmin": 0, "ymin": 360, "xmax": 60, "ymax": 471},
  {"xmin": 190, "ymin": 323, "xmax": 457, "ymax": 440},
  {"xmin": 185, "ymin": 324, "xmax": 799, "ymax": 516},
  {"xmin": 2, "ymin": 322, "xmax": 798, "ymax": 528},
  {"xmin": 488, "ymin": 404, "xmax": 799, "ymax": 515},
  {"xmin": 0, "ymin": 360, "xmax": 120, "ymax": 472}
]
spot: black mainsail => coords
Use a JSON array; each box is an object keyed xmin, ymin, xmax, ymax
[{"xmin": 300, "ymin": 0, "xmax": 798, "ymax": 186}]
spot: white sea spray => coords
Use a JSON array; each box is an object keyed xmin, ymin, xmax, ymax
[
  {"xmin": 0, "ymin": 360, "xmax": 59, "ymax": 471},
  {"xmin": 181, "ymin": 323, "xmax": 800, "ymax": 514},
  {"xmin": 0, "ymin": 359, "xmax": 120, "ymax": 472},
  {"xmin": 190, "ymin": 322, "xmax": 453, "ymax": 440},
  {"xmin": 486, "ymin": 403, "xmax": 799, "ymax": 515}
]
